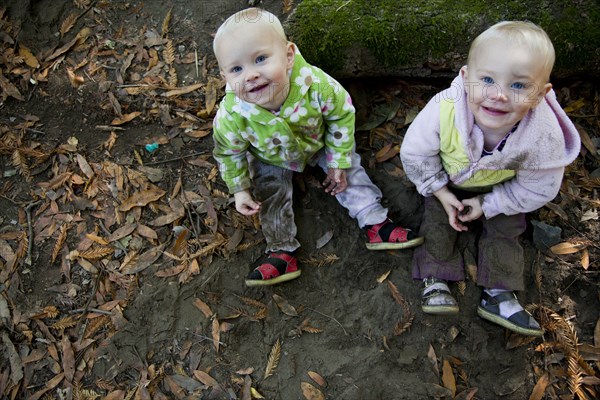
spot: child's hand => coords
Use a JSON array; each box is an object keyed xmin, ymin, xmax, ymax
[
  {"xmin": 323, "ymin": 168, "xmax": 348, "ymax": 195},
  {"xmin": 433, "ymin": 187, "xmax": 468, "ymax": 232},
  {"xmin": 458, "ymin": 197, "xmax": 484, "ymax": 222},
  {"xmin": 233, "ymin": 190, "xmax": 261, "ymax": 216}
]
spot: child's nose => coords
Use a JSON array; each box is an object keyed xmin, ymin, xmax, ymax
[
  {"xmin": 245, "ymin": 67, "xmax": 260, "ymax": 81},
  {"xmin": 486, "ymin": 87, "xmax": 508, "ymax": 102}
]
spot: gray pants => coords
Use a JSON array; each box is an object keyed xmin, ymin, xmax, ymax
[
  {"xmin": 249, "ymin": 150, "xmax": 388, "ymax": 253},
  {"xmin": 412, "ymin": 194, "xmax": 527, "ymax": 291}
]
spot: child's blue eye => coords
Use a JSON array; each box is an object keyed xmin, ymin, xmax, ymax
[
  {"xmin": 511, "ymin": 82, "xmax": 525, "ymax": 90},
  {"xmin": 256, "ymin": 55, "xmax": 267, "ymax": 63},
  {"xmin": 231, "ymin": 66, "xmax": 242, "ymax": 73},
  {"xmin": 482, "ymin": 76, "xmax": 494, "ymax": 84}
]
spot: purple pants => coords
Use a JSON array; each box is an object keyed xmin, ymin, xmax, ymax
[
  {"xmin": 412, "ymin": 194, "xmax": 527, "ymax": 291},
  {"xmin": 249, "ymin": 150, "xmax": 388, "ymax": 253}
]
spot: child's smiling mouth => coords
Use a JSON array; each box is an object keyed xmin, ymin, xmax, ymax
[
  {"xmin": 483, "ymin": 106, "xmax": 508, "ymax": 115},
  {"xmin": 248, "ymin": 83, "xmax": 268, "ymax": 93}
]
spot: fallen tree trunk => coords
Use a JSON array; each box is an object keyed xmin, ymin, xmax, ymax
[{"xmin": 286, "ymin": 0, "xmax": 600, "ymax": 79}]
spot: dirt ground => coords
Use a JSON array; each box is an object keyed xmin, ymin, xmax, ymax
[{"xmin": 1, "ymin": 1, "xmax": 599, "ymax": 399}]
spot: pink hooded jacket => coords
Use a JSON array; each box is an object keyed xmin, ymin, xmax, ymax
[{"xmin": 400, "ymin": 73, "xmax": 581, "ymax": 219}]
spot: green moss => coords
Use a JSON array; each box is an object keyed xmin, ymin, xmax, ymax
[{"xmin": 286, "ymin": 0, "xmax": 600, "ymax": 77}]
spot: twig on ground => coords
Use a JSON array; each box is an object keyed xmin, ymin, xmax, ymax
[
  {"xmin": 0, "ymin": 195, "xmax": 20, "ymax": 205},
  {"xmin": 24, "ymin": 200, "xmax": 42, "ymax": 266},
  {"xmin": 69, "ymin": 308, "xmax": 113, "ymax": 316},
  {"xmin": 192, "ymin": 333, "xmax": 227, "ymax": 347},
  {"xmin": 305, "ymin": 306, "xmax": 348, "ymax": 336},
  {"xmin": 144, "ymin": 151, "xmax": 207, "ymax": 166}
]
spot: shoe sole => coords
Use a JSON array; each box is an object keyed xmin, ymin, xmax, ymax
[
  {"xmin": 245, "ymin": 270, "xmax": 302, "ymax": 287},
  {"xmin": 422, "ymin": 304, "xmax": 459, "ymax": 315},
  {"xmin": 365, "ymin": 237, "xmax": 424, "ymax": 250},
  {"xmin": 477, "ymin": 306, "xmax": 544, "ymax": 336}
]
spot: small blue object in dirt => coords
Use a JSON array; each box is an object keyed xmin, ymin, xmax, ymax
[
  {"xmin": 145, "ymin": 143, "xmax": 159, "ymax": 152},
  {"xmin": 531, "ymin": 220, "xmax": 562, "ymax": 250}
]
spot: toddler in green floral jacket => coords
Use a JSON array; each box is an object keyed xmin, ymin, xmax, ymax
[{"xmin": 212, "ymin": 8, "xmax": 422, "ymax": 286}]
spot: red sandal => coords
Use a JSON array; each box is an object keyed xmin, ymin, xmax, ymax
[
  {"xmin": 365, "ymin": 219, "xmax": 424, "ymax": 250},
  {"xmin": 245, "ymin": 251, "xmax": 301, "ymax": 287}
]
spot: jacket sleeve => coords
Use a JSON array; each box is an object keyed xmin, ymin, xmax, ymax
[
  {"xmin": 212, "ymin": 108, "xmax": 252, "ymax": 194},
  {"xmin": 481, "ymin": 167, "xmax": 565, "ymax": 218},
  {"xmin": 320, "ymin": 75, "xmax": 355, "ymax": 169},
  {"xmin": 400, "ymin": 97, "xmax": 449, "ymax": 196}
]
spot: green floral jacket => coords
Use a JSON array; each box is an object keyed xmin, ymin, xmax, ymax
[{"xmin": 212, "ymin": 50, "xmax": 355, "ymax": 194}]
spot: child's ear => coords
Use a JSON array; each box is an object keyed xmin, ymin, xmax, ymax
[
  {"xmin": 534, "ymin": 83, "xmax": 552, "ymax": 106},
  {"xmin": 286, "ymin": 42, "xmax": 296, "ymax": 70},
  {"xmin": 460, "ymin": 66, "xmax": 468, "ymax": 80}
]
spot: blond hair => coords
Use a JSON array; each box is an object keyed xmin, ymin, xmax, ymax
[
  {"xmin": 213, "ymin": 8, "xmax": 287, "ymax": 56},
  {"xmin": 468, "ymin": 21, "xmax": 555, "ymax": 81}
]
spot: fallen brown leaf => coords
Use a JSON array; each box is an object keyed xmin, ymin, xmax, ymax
[
  {"xmin": 193, "ymin": 369, "xmax": 219, "ymax": 387},
  {"xmin": 528, "ymin": 372, "xmax": 549, "ymax": 400},
  {"xmin": 193, "ymin": 298, "xmax": 213, "ymax": 318},
  {"xmin": 118, "ymin": 187, "xmax": 166, "ymax": 211},
  {"xmin": 111, "ymin": 111, "xmax": 142, "ymax": 126},
  {"xmin": 212, "ymin": 317, "xmax": 220, "ymax": 353},
  {"xmin": 273, "ymin": 294, "xmax": 298, "ymax": 316},
  {"xmin": 307, "ymin": 371, "xmax": 327, "ymax": 387},
  {"xmin": 300, "ymin": 381, "xmax": 325, "ymax": 400},
  {"xmin": 441, "ymin": 359, "xmax": 456, "ymax": 397}
]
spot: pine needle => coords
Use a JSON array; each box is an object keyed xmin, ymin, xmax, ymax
[
  {"xmin": 78, "ymin": 246, "xmax": 114, "ymax": 260},
  {"xmin": 84, "ymin": 315, "xmax": 111, "ymax": 339},
  {"xmin": 238, "ymin": 295, "xmax": 267, "ymax": 310},
  {"xmin": 43, "ymin": 305, "xmax": 59, "ymax": 318},
  {"xmin": 534, "ymin": 253, "xmax": 542, "ymax": 291},
  {"xmin": 300, "ymin": 253, "xmax": 339, "ymax": 268},
  {"xmin": 283, "ymin": 0, "xmax": 294, "ymax": 14},
  {"xmin": 11, "ymin": 149, "xmax": 30, "ymax": 179},
  {"xmin": 161, "ymin": 7, "xmax": 173, "ymax": 37},
  {"xmin": 168, "ymin": 67, "xmax": 178, "ymax": 87},
  {"xmin": 236, "ymin": 237, "xmax": 264, "ymax": 251},
  {"xmin": 51, "ymin": 315, "xmax": 78, "ymax": 331},
  {"xmin": 263, "ymin": 339, "xmax": 281, "ymax": 380},
  {"xmin": 60, "ymin": 13, "xmax": 78, "ymax": 37},
  {"xmin": 73, "ymin": 0, "xmax": 91, "ymax": 9},
  {"xmin": 532, "ymin": 304, "xmax": 596, "ymax": 396},
  {"xmin": 119, "ymin": 251, "xmax": 139, "ymax": 272},
  {"xmin": 394, "ymin": 317, "xmax": 414, "ymax": 336},
  {"xmin": 51, "ymin": 223, "xmax": 70, "ymax": 263},
  {"xmin": 164, "ymin": 40, "xmax": 175, "ymax": 65}
]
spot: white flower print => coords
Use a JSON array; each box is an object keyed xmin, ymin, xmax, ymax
[
  {"xmin": 223, "ymin": 130, "xmax": 244, "ymax": 148},
  {"xmin": 239, "ymin": 127, "xmax": 258, "ymax": 146},
  {"xmin": 326, "ymin": 76, "xmax": 342, "ymax": 94},
  {"xmin": 342, "ymin": 92, "xmax": 355, "ymax": 113},
  {"xmin": 328, "ymin": 123, "xmax": 351, "ymax": 147},
  {"xmin": 232, "ymin": 100, "xmax": 260, "ymax": 119},
  {"xmin": 294, "ymin": 67, "xmax": 320, "ymax": 90},
  {"xmin": 319, "ymin": 95, "xmax": 336, "ymax": 116},
  {"xmin": 283, "ymin": 99, "xmax": 308, "ymax": 123},
  {"xmin": 263, "ymin": 131, "xmax": 290, "ymax": 152}
]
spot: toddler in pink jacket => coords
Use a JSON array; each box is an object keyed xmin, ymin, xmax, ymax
[{"xmin": 400, "ymin": 21, "xmax": 580, "ymax": 336}]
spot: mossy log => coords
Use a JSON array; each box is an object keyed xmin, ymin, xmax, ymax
[{"xmin": 286, "ymin": 0, "xmax": 600, "ymax": 78}]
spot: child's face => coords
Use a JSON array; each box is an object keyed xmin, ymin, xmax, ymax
[
  {"xmin": 462, "ymin": 39, "xmax": 552, "ymax": 136},
  {"xmin": 215, "ymin": 23, "xmax": 295, "ymax": 111}
]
